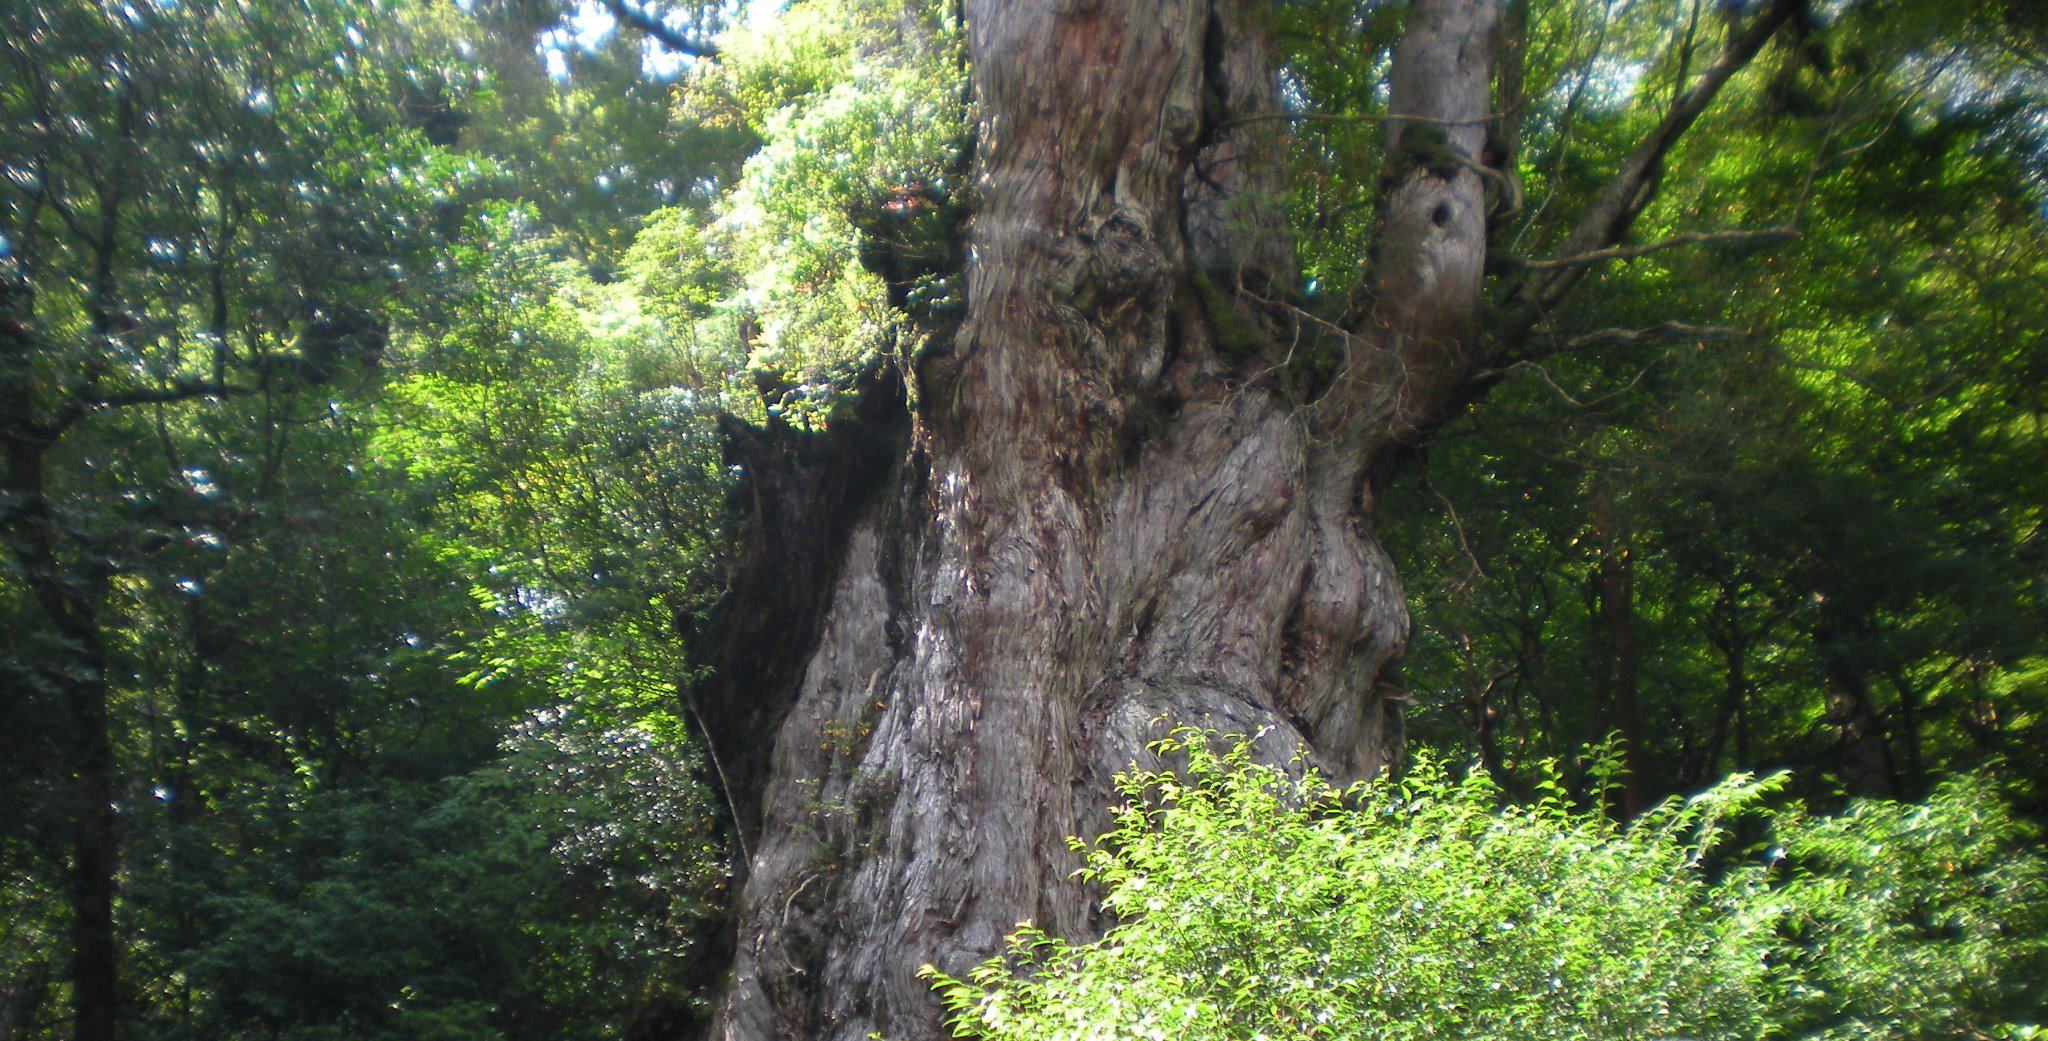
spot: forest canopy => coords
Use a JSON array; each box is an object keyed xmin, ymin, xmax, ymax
[{"xmin": 2, "ymin": 0, "xmax": 2045, "ymax": 1038}]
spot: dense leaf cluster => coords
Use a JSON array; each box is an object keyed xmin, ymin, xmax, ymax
[{"xmin": 931, "ymin": 734, "xmax": 2048, "ymax": 1041}]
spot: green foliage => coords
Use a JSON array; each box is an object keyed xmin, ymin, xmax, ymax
[
  {"xmin": 696, "ymin": 0, "xmax": 967, "ymax": 400},
  {"xmin": 1771, "ymin": 773, "xmax": 2048, "ymax": 1040},
  {"xmin": 3, "ymin": 1, "xmax": 743, "ymax": 1031},
  {"xmin": 928, "ymin": 734, "xmax": 2048, "ymax": 1041},
  {"xmin": 139, "ymin": 709, "xmax": 721, "ymax": 1041},
  {"xmin": 455, "ymin": 0, "xmax": 745, "ymax": 274},
  {"xmin": 1386, "ymin": 0, "xmax": 2048, "ymax": 811},
  {"xmin": 1, "ymin": 0, "xmax": 467, "ymax": 356},
  {"xmin": 373, "ymin": 198, "xmax": 736, "ymax": 721}
]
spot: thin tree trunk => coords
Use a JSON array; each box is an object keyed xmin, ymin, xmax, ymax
[
  {"xmin": 1590, "ymin": 491, "xmax": 1645, "ymax": 816},
  {"xmin": 1702, "ymin": 631, "xmax": 1749, "ymax": 778},
  {"xmin": 1823, "ymin": 670, "xmax": 1896, "ymax": 797},
  {"xmin": 1816, "ymin": 613, "xmax": 1898, "ymax": 798},
  {"xmin": 63, "ymin": 659, "xmax": 119, "ymax": 1041},
  {"xmin": 3, "ymin": 120, "xmax": 131, "ymax": 1041}
]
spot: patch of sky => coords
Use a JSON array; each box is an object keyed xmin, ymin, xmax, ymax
[
  {"xmin": 180, "ymin": 467, "xmax": 223, "ymax": 499},
  {"xmin": 515, "ymin": 586, "xmax": 570, "ymax": 619},
  {"xmin": 534, "ymin": 0, "xmax": 776, "ymax": 81}
]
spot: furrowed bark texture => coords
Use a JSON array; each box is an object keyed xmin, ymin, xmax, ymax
[{"xmin": 709, "ymin": 1, "xmax": 1497, "ymax": 1038}]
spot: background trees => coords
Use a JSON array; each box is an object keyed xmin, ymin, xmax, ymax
[
  {"xmin": 2, "ymin": 1, "xmax": 739, "ymax": 1036},
  {"xmin": 1386, "ymin": 0, "xmax": 2048, "ymax": 812}
]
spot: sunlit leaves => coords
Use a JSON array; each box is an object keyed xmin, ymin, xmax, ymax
[
  {"xmin": 692, "ymin": 0, "xmax": 966, "ymax": 399},
  {"xmin": 931, "ymin": 735, "xmax": 2048, "ymax": 1041}
]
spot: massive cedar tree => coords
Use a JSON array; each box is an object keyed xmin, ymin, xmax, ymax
[{"xmin": 690, "ymin": 1, "xmax": 1803, "ymax": 1036}]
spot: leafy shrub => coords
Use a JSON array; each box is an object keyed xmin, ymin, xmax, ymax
[{"xmin": 927, "ymin": 733, "xmax": 2047, "ymax": 1041}]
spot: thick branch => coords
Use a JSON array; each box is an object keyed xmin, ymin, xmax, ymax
[
  {"xmin": 1315, "ymin": 0, "xmax": 1502, "ymax": 467},
  {"xmin": 36, "ymin": 380, "xmax": 256, "ymax": 440},
  {"xmin": 594, "ymin": 0, "xmax": 719, "ymax": 58},
  {"xmin": 1521, "ymin": 0, "xmax": 1799, "ymax": 311},
  {"xmin": 1533, "ymin": 320, "xmax": 1746, "ymax": 356}
]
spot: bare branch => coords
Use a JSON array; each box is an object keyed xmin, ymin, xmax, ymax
[
  {"xmin": 1523, "ymin": 226, "xmax": 1797, "ymax": 271},
  {"xmin": 1224, "ymin": 109, "xmax": 1511, "ymax": 129},
  {"xmin": 1534, "ymin": 320, "xmax": 1747, "ymax": 357},
  {"xmin": 1423, "ymin": 468, "xmax": 1489, "ymax": 584},
  {"xmin": 36, "ymin": 380, "xmax": 257, "ymax": 440},
  {"xmin": 1479, "ymin": 358, "xmax": 1658, "ymax": 411},
  {"xmin": 1466, "ymin": 324, "xmax": 1743, "ymax": 407},
  {"xmin": 594, "ymin": 0, "xmax": 720, "ymax": 59},
  {"xmin": 88, "ymin": 381, "xmax": 256, "ymax": 411}
]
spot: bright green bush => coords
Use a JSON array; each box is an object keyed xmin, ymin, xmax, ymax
[
  {"xmin": 928, "ymin": 734, "xmax": 2047, "ymax": 1041},
  {"xmin": 701, "ymin": 0, "xmax": 968, "ymax": 398}
]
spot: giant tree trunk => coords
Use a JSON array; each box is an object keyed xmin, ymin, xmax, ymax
[
  {"xmin": 703, "ymin": 1, "xmax": 1497, "ymax": 1037},
  {"xmin": 686, "ymin": 0, "xmax": 1804, "ymax": 1032}
]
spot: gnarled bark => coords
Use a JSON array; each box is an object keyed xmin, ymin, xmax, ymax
[
  {"xmin": 694, "ymin": 0, "xmax": 1793, "ymax": 1034},
  {"xmin": 702, "ymin": 3, "xmax": 1495, "ymax": 1039}
]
